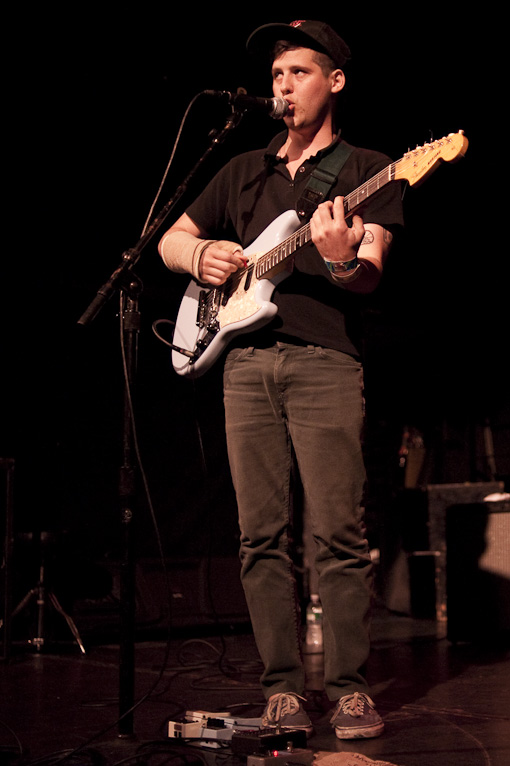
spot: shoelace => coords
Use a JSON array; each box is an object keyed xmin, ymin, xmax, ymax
[
  {"xmin": 264, "ymin": 693, "xmax": 302, "ymax": 723},
  {"xmin": 334, "ymin": 692, "xmax": 374, "ymax": 719}
]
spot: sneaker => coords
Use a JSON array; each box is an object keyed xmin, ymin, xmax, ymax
[
  {"xmin": 330, "ymin": 692, "xmax": 384, "ymax": 739},
  {"xmin": 261, "ymin": 693, "xmax": 314, "ymax": 736}
]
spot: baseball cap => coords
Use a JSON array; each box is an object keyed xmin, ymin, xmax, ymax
[{"xmin": 246, "ymin": 20, "xmax": 351, "ymax": 68}]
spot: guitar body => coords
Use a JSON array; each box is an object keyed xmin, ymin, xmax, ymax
[{"xmin": 172, "ymin": 210, "xmax": 301, "ymax": 377}]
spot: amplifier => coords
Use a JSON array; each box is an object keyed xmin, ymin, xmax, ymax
[
  {"xmin": 446, "ymin": 499, "xmax": 510, "ymax": 642},
  {"xmin": 426, "ymin": 481, "xmax": 504, "ymax": 622}
]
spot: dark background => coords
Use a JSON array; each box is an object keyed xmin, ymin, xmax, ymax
[{"xmin": 2, "ymin": 6, "xmax": 508, "ymax": 602}]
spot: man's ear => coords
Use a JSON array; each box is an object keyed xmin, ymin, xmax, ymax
[{"xmin": 331, "ymin": 69, "xmax": 346, "ymax": 94}]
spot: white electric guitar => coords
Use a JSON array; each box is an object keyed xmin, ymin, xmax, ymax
[{"xmin": 169, "ymin": 131, "xmax": 468, "ymax": 378}]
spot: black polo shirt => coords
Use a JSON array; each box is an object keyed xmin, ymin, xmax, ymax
[{"xmin": 186, "ymin": 132, "xmax": 404, "ymax": 357}]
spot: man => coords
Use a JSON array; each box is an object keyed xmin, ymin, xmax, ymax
[{"xmin": 159, "ymin": 20, "xmax": 404, "ymax": 739}]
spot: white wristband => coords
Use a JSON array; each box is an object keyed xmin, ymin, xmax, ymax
[{"xmin": 159, "ymin": 231, "xmax": 214, "ymax": 281}]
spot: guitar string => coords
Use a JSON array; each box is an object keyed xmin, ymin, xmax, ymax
[
  {"xmin": 203, "ymin": 155, "xmax": 402, "ymax": 311},
  {"xmin": 201, "ymin": 136, "xmax": 461, "ymax": 313},
  {"xmin": 255, "ymin": 161, "xmax": 397, "ymax": 277},
  {"xmin": 256, "ymin": 138, "xmax": 460, "ymax": 277}
]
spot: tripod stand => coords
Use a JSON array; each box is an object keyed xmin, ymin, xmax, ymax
[{"xmin": 11, "ymin": 532, "xmax": 85, "ymax": 654}]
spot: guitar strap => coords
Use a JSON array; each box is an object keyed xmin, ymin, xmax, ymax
[{"xmin": 296, "ymin": 140, "xmax": 353, "ymax": 220}]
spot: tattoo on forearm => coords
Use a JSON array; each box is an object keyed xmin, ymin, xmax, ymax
[{"xmin": 360, "ymin": 228, "xmax": 394, "ymax": 247}]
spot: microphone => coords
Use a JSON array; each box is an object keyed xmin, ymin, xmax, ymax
[{"xmin": 203, "ymin": 90, "xmax": 289, "ymax": 119}]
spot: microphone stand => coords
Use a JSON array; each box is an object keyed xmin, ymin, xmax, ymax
[{"xmin": 77, "ymin": 108, "xmax": 245, "ymax": 738}]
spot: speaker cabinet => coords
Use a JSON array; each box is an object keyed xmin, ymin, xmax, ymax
[
  {"xmin": 427, "ymin": 482, "xmax": 504, "ymax": 623},
  {"xmin": 446, "ymin": 500, "xmax": 510, "ymax": 643}
]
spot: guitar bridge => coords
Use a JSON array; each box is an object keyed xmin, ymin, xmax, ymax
[
  {"xmin": 196, "ymin": 290, "xmax": 209, "ymax": 328},
  {"xmin": 197, "ymin": 288, "xmax": 222, "ymax": 334}
]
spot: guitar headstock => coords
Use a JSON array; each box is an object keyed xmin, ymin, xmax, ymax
[{"xmin": 395, "ymin": 131, "xmax": 469, "ymax": 187}]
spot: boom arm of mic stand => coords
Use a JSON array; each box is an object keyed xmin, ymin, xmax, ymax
[{"xmin": 77, "ymin": 109, "xmax": 245, "ymax": 326}]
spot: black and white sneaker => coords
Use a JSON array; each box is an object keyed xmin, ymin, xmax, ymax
[
  {"xmin": 262, "ymin": 693, "xmax": 314, "ymax": 737},
  {"xmin": 330, "ymin": 692, "xmax": 384, "ymax": 739}
]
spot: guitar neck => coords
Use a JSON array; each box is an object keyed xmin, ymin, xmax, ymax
[{"xmin": 255, "ymin": 161, "xmax": 397, "ymax": 279}]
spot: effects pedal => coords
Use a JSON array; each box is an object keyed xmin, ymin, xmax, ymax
[
  {"xmin": 231, "ymin": 729, "xmax": 308, "ymax": 755},
  {"xmin": 247, "ymin": 747, "xmax": 315, "ymax": 766}
]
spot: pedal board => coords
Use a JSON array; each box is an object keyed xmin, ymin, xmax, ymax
[
  {"xmin": 167, "ymin": 710, "xmax": 311, "ymax": 758},
  {"xmin": 168, "ymin": 709, "xmax": 262, "ymax": 748}
]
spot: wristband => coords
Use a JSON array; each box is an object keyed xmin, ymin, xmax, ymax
[
  {"xmin": 323, "ymin": 255, "xmax": 361, "ymax": 282},
  {"xmin": 159, "ymin": 230, "xmax": 215, "ymax": 281},
  {"xmin": 323, "ymin": 255, "xmax": 359, "ymax": 275}
]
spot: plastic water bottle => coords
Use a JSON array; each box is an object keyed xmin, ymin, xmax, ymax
[{"xmin": 305, "ymin": 594, "xmax": 323, "ymax": 654}]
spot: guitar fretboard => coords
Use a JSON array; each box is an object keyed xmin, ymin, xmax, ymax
[{"xmin": 256, "ymin": 161, "xmax": 397, "ymax": 279}]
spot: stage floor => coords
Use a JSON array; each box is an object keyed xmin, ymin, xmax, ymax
[{"xmin": 1, "ymin": 610, "xmax": 509, "ymax": 766}]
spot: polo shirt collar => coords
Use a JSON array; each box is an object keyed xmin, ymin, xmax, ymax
[{"xmin": 264, "ymin": 130, "xmax": 343, "ymax": 166}]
